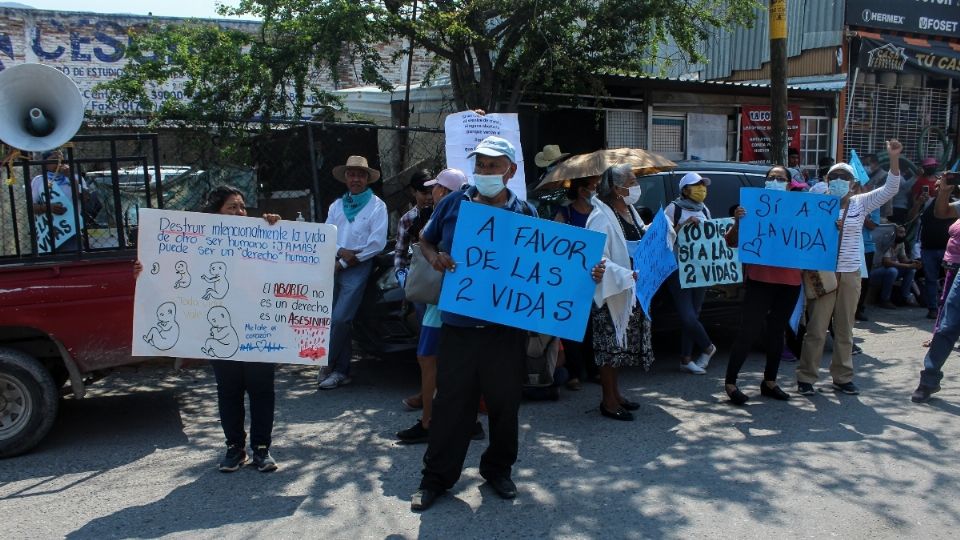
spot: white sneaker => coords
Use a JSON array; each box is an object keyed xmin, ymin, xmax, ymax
[
  {"xmin": 681, "ymin": 362, "xmax": 706, "ymax": 375},
  {"xmin": 316, "ymin": 365, "xmax": 331, "ymax": 384},
  {"xmin": 318, "ymin": 371, "xmax": 352, "ymax": 390},
  {"xmin": 695, "ymin": 345, "xmax": 717, "ymax": 370}
]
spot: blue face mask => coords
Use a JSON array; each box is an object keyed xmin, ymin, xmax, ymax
[
  {"xmin": 828, "ymin": 179, "xmax": 850, "ymax": 197},
  {"xmin": 474, "ymin": 174, "xmax": 506, "ymax": 197},
  {"xmin": 764, "ymin": 180, "xmax": 787, "ymax": 191}
]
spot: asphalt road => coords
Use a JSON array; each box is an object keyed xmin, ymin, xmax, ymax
[{"xmin": 3, "ymin": 306, "xmax": 960, "ymax": 539}]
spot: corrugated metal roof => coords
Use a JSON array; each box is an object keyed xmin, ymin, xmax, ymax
[
  {"xmin": 667, "ymin": 0, "xmax": 844, "ymax": 80},
  {"xmin": 606, "ymin": 74, "xmax": 844, "ymax": 93}
]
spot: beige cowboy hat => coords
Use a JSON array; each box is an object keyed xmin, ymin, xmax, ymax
[
  {"xmin": 332, "ymin": 155, "xmax": 381, "ymax": 183},
  {"xmin": 534, "ymin": 145, "xmax": 571, "ymax": 168}
]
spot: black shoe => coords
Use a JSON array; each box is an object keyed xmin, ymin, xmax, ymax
[
  {"xmin": 484, "ymin": 476, "xmax": 517, "ymax": 499},
  {"xmin": 927, "ymin": 309, "xmax": 939, "ymax": 320},
  {"xmin": 251, "ymin": 445, "xmax": 278, "ymax": 472},
  {"xmin": 600, "ymin": 404, "xmax": 634, "ymax": 421},
  {"xmin": 619, "ymin": 399, "xmax": 641, "ymax": 411},
  {"xmin": 911, "ymin": 383, "xmax": 941, "ymax": 403},
  {"xmin": 760, "ymin": 383, "xmax": 791, "ymax": 401},
  {"xmin": 726, "ymin": 386, "xmax": 749, "ymax": 405},
  {"xmin": 851, "ymin": 344, "xmax": 863, "ymax": 356},
  {"xmin": 797, "ymin": 382, "xmax": 816, "ymax": 396},
  {"xmin": 833, "ymin": 381, "xmax": 860, "ymax": 395},
  {"xmin": 854, "ymin": 311, "xmax": 869, "ymax": 322},
  {"xmin": 397, "ymin": 420, "xmax": 430, "ymax": 444},
  {"xmin": 471, "ymin": 421, "xmax": 485, "ymax": 441},
  {"xmin": 218, "ymin": 444, "xmax": 247, "ymax": 472},
  {"xmin": 411, "ymin": 488, "xmax": 442, "ymax": 511}
]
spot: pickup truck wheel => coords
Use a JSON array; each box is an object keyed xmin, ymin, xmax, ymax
[{"xmin": 0, "ymin": 348, "xmax": 59, "ymax": 458}]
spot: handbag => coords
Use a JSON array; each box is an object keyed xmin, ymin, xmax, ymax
[
  {"xmin": 403, "ymin": 243, "xmax": 443, "ymax": 304},
  {"xmin": 802, "ymin": 204, "xmax": 849, "ymax": 300}
]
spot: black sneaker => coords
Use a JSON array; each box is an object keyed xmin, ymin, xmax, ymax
[
  {"xmin": 251, "ymin": 445, "xmax": 278, "ymax": 472},
  {"xmin": 411, "ymin": 488, "xmax": 442, "ymax": 511},
  {"xmin": 397, "ymin": 421, "xmax": 430, "ymax": 444},
  {"xmin": 851, "ymin": 344, "xmax": 863, "ymax": 356},
  {"xmin": 471, "ymin": 421, "xmax": 485, "ymax": 441},
  {"xmin": 218, "ymin": 445, "xmax": 247, "ymax": 472},
  {"xmin": 797, "ymin": 382, "xmax": 816, "ymax": 396},
  {"xmin": 911, "ymin": 384, "xmax": 941, "ymax": 403},
  {"xmin": 833, "ymin": 381, "xmax": 860, "ymax": 395}
]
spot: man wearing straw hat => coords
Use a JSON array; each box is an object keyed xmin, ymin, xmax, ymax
[{"xmin": 318, "ymin": 155, "xmax": 388, "ymax": 389}]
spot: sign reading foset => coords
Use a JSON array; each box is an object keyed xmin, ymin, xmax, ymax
[
  {"xmin": 437, "ymin": 202, "xmax": 604, "ymax": 340},
  {"xmin": 132, "ymin": 209, "xmax": 337, "ymax": 365}
]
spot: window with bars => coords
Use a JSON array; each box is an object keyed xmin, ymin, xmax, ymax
[
  {"xmin": 605, "ymin": 109, "xmax": 646, "ymax": 149},
  {"xmin": 800, "ymin": 116, "xmax": 831, "ymax": 170},
  {"xmin": 843, "ymin": 82, "xmax": 950, "ymax": 165},
  {"xmin": 651, "ymin": 116, "xmax": 686, "ymax": 160}
]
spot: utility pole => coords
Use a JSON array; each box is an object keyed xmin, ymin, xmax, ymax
[{"xmin": 769, "ymin": 0, "xmax": 788, "ymax": 165}]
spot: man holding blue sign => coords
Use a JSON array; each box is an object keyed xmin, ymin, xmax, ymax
[{"xmin": 411, "ymin": 136, "xmax": 605, "ymax": 511}]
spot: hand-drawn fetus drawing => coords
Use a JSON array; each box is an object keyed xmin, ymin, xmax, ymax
[
  {"xmin": 200, "ymin": 306, "xmax": 240, "ymax": 358},
  {"xmin": 142, "ymin": 302, "xmax": 181, "ymax": 351},
  {"xmin": 173, "ymin": 260, "xmax": 192, "ymax": 289},
  {"xmin": 201, "ymin": 261, "xmax": 229, "ymax": 300}
]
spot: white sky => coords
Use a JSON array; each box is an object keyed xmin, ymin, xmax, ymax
[{"xmin": 13, "ymin": 1, "xmax": 259, "ymax": 20}]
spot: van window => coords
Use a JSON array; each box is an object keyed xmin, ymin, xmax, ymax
[
  {"xmin": 701, "ymin": 173, "xmax": 744, "ymax": 219},
  {"xmin": 634, "ymin": 173, "xmax": 667, "ymax": 219}
]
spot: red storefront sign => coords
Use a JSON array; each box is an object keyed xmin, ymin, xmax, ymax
[{"xmin": 740, "ymin": 105, "xmax": 801, "ymax": 163}]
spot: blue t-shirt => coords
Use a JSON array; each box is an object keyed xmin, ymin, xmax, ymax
[{"xmin": 421, "ymin": 185, "xmax": 537, "ymax": 328}]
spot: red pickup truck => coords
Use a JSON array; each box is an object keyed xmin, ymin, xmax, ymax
[{"xmin": 0, "ymin": 255, "xmax": 136, "ymax": 457}]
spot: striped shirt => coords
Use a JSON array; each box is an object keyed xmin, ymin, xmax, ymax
[{"xmin": 837, "ymin": 172, "xmax": 901, "ymax": 272}]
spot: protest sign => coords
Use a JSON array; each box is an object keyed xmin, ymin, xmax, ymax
[
  {"xmin": 444, "ymin": 111, "xmax": 527, "ymax": 200},
  {"xmin": 132, "ymin": 209, "xmax": 337, "ymax": 365},
  {"xmin": 676, "ymin": 217, "xmax": 742, "ymax": 289},
  {"xmin": 34, "ymin": 175, "xmax": 80, "ymax": 252},
  {"xmin": 632, "ymin": 209, "xmax": 678, "ymax": 319},
  {"xmin": 740, "ymin": 105, "xmax": 800, "ymax": 163},
  {"xmin": 437, "ymin": 202, "xmax": 604, "ymax": 340},
  {"xmin": 738, "ymin": 187, "xmax": 841, "ymax": 271}
]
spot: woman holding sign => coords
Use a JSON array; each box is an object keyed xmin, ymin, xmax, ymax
[
  {"xmin": 723, "ymin": 166, "xmax": 799, "ymax": 404},
  {"xmin": 664, "ymin": 173, "xmax": 717, "ymax": 375},
  {"xmin": 797, "ymin": 140, "xmax": 902, "ymax": 397},
  {"xmin": 587, "ymin": 164, "xmax": 654, "ymax": 421}
]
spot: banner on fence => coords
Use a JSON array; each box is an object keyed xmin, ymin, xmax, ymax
[
  {"xmin": 738, "ymin": 187, "xmax": 841, "ymax": 271},
  {"xmin": 437, "ymin": 202, "xmax": 604, "ymax": 340},
  {"xmin": 676, "ymin": 217, "xmax": 742, "ymax": 288},
  {"xmin": 444, "ymin": 111, "xmax": 527, "ymax": 200},
  {"xmin": 132, "ymin": 209, "xmax": 337, "ymax": 365},
  {"xmin": 633, "ymin": 209, "xmax": 678, "ymax": 318}
]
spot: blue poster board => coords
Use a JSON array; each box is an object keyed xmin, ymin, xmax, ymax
[
  {"xmin": 632, "ymin": 209, "xmax": 678, "ymax": 319},
  {"xmin": 676, "ymin": 217, "xmax": 742, "ymax": 289},
  {"xmin": 437, "ymin": 202, "xmax": 605, "ymax": 340},
  {"xmin": 738, "ymin": 188, "xmax": 840, "ymax": 271}
]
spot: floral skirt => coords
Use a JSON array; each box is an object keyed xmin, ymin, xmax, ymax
[{"xmin": 591, "ymin": 303, "xmax": 654, "ymax": 369}]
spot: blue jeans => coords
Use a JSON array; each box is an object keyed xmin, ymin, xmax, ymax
[
  {"xmin": 327, "ymin": 259, "xmax": 373, "ymax": 377},
  {"xmin": 869, "ymin": 266, "xmax": 916, "ymax": 303},
  {"xmin": 921, "ymin": 249, "xmax": 945, "ymax": 309},
  {"xmin": 666, "ymin": 271, "xmax": 711, "ymax": 357},
  {"xmin": 922, "ymin": 268, "xmax": 960, "ymax": 388}
]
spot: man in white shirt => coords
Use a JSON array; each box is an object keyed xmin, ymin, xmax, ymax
[{"xmin": 318, "ymin": 156, "xmax": 388, "ymax": 389}]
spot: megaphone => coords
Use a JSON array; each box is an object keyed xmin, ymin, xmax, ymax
[{"xmin": 0, "ymin": 63, "xmax": 84, "ymax": 152}]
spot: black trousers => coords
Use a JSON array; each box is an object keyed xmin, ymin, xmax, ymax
[
  {"xmin": 725, "ymin": 279, "xmax": 801, "ymax": 385},
  {"xmin": 560, "ymin": 317, "xmax": 597, "ymax": 381},
  {"xmin": 210, "ymin": 360, "xmax": 276, "ymax": 449},
  {"xmin": 420, "ymin": 324, "xmax": 526, "ymax": 492}
]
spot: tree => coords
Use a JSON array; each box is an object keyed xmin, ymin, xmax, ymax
[{"xmin": 101, "ymin": 0, "xmax": 759, "ymax": 125}]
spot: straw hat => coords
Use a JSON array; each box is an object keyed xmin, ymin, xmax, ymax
[
  {"xmin": 535, "ymin": 145, "xmax": 570, "ymax": 168},
  {"xmin": 332, "ymin": 155, "xmax": 381, "ymax": 183}
]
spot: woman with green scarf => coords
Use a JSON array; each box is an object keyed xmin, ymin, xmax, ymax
[{"xmin": 319, "ymin": 155, "xmax": 388, "ymax": 389}]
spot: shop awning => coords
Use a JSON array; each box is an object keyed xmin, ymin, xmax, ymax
[{"xmin": 856, "ymin": 32, "xmax": 960, "ymax": 79}]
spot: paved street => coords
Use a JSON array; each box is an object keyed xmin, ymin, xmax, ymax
[{"xmin": 3, "ymin": 307, "xmax": 960, "ymax": 539}]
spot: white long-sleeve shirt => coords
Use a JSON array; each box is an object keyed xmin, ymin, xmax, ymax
[
  {"xmin": 837, "ymin": 172, "xmax": 901, "ymax": 272},
  {"xmin": 325, "ymin": 194, "xmax": 388, "ymax": 262}
]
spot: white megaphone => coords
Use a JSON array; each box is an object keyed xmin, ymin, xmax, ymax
[{"xmin": 0, "ymin": 63, "xmax": 84, "ymax": 152}]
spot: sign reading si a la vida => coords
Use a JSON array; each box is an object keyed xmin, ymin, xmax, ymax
[
  {"xmin": 633, "ymin": 209, "xmax": 679, "ymax": 319},
  {"xmin": 438, "ymin": 202, "xmax": 605, "ymax": 341},
  {"xmin": 676, "ymin": 217, "xmax": 742, "ymax": 289},
  {"xmin": 132, "ymin": 209, "xmax": 337, "ymax": 365},
  {"xmin": 738, "ymin": 188, "xmax": 841, "ymax": 271}
]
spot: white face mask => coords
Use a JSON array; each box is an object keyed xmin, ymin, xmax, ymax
[
  {"xmin": 622, "ymin": 185, "xmax": 641, "ymax": 205},
  {"xmin": 765, "ymin": 180, "xmax": 787, "ymax": 191},
  {"xmin": 474, "ymin": 174, "xmax": 506, "ymax": 197},
  {"xmin": 828, "ymin": 179, "xmax": 850, "ymax": 197}
]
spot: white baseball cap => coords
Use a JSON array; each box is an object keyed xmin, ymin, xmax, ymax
[
  {"xmin": 423, "ymin": 168, "xmax": 468, "ymax": 191},
  {"xmin": 679, "ymin": 172, "xmax": 711, "ymax": 189}
]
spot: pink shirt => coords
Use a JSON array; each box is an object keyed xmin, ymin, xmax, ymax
[{"xmin": 944, "ymin": 210, "xmax": 960, "ymax": 265}]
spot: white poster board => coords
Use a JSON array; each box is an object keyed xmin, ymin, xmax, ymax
[
  {"xmin": 687, "ymin": 113, "xmax": 728, "ymax": 161},
  {"xmin": 444, "ymin": 111, "xmax": 527, "ymax": 200},
  {"xmin": 132, "ymin": 209, "xmax": 337, "ymax": 365}
]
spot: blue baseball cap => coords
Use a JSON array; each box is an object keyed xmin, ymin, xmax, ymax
[{"xmin": 467, "ymin": 136, "xmax": 516, "ymax": 164}]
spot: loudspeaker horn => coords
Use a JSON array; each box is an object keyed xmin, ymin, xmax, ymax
[{"xmin": 0, "ymin": 63, "xmax": 85, "ymax": 152}]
